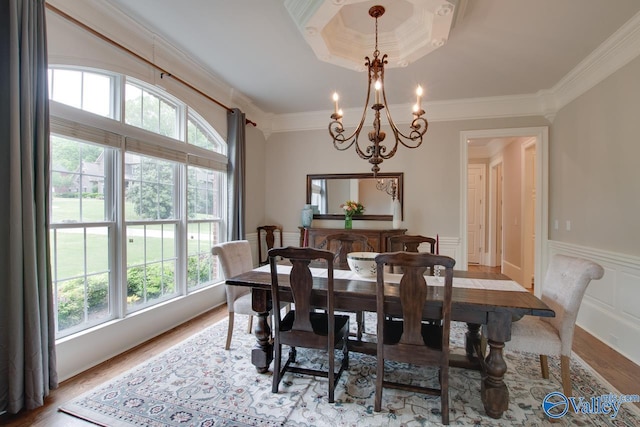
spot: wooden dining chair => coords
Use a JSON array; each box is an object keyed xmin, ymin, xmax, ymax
[
  {"xmin": 322, "ymin": 232, "xmax": 374, "ymax": 267},
  {"xmin": 374, "ymin": 252, "xmax": 456, "ymax": 425},
  {"xmin": 268, "ymin": 246, "xmax": 350, "ymax": 403},
  {"xmin": 388, "ymin": 234, "xmax": 436, "ymax": 253},
  {"xmin": 322, "ymin": 232, "xmax": 374, "ymax": 340},
  {"xmin": 507, "ymin": 254, "xmax": 604, "ymax": 397},
  {"xmin": 388, "ymin": 234, "xmax": 436, "ymax": 274},
  {"xmin": 257, "ymin": 225, "xmax": 283, "ymax": 266}
]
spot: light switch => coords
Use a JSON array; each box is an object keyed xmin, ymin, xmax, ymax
[
  {"xmin": 565, "ymin": 220, "xmax": 571, "ymax": 231},
  {"xmin": 554, "ymin": 220, "xmax": 559, "ymax": 230}
]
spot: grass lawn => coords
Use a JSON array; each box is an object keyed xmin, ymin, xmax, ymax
[{"xmin": 51, "ymin": 197, "xmax": 215, "ymax": 279}]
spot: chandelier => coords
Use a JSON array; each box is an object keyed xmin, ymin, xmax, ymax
[{"xmin": 328, "ymin": 5, "xmax": 428, "ymax": 176}]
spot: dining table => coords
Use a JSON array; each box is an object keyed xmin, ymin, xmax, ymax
[{"xmin": 225, "ymin": 263, "xmax": 554, "ymax": 419}]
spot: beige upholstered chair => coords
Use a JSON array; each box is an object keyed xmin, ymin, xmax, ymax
[
  {"xmin": 211, "ymin": 240, "xmax": 258, "ymax": 350},
  {"xmin": 508, "ymin": 254, "xmax": 604, "ymax": 397}
]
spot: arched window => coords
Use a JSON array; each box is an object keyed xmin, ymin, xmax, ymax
[{"xmin": 49, "ymin": 66, "xmax": 227, "ymax": 337}]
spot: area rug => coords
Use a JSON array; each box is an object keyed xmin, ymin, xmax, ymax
[{"xmin": 60, "ymin": 315, "xmax": 640, "ymax": 426}]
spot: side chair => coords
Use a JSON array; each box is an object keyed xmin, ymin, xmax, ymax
[
  {"xmin": 268, "ymin": 246, "xmax": 350, "ymax": 403},
  {"xmin": 374, "ymin": 252, "xmax": 456, "ymax": 425},
  {"xmin": 507, "ymin": 254, "xmax": 604, "ymax": 397},
  {"xmin": 257, "ymin": 225, "xmax": 283, "ymax": 266},
  {"xmin": 323, "ymin": 232, "xmax": 374, "ymax": 340},
  {"xmin": 388, "ymin": 234, "xmax": 437, "ymax": 274},
  {"xmin": 388, "ymin": 234, "xmax": 436, "ymax": 254},
  {"xmin": 322, "ymin": 232, "xmax": 374, "ymax": 268},
  {"xmin": 212, "ymin": 240, "xmax": 287, "ymax": 350}
]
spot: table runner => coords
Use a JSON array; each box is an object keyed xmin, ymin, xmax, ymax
[{"xmin": 254, "ymin": 264, "xmax": 527, "ymax": 292}]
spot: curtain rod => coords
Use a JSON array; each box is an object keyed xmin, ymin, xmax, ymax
[{"xmin": 45, "ymin": 3, "xmax": 257, "ymax": 127}]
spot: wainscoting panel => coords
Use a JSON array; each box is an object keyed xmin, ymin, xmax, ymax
[{"xmin": 548, "ymin": 241, "xmax": 640, "ymax": 366}]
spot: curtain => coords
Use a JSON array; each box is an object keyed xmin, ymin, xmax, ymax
[
  {"xmin": 0, "ymin": 0, "xmax": 58, "ymax": 414},
  {"xmin": 226, "ymin": 108, "xmax": 246, "ymax": 241}
]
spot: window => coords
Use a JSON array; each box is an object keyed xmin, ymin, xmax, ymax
[
  {"xmin": 188, "ymin": 110, "xmax": 225, "ymax": 153},
  {"xmin": 50, "ymin": 135, "xmax": 115, "ymax": 334},
  {"xmin": 49, "ymin": 67, "xmax": 227, "ymax": 338},
  {"xmin": 125, "ymin": 80, "xmax": 179, "ymax": 139},
  {"xmin": 125, "ymin": 154, "xmax": 179, "ymax": 311},
  {"xmin": 48, "ymin": 68, "xmax": 116, "ymax": 118},
  {"xmin": 187, "ymin": 166, "xmax": 223, "ymax": 290}
]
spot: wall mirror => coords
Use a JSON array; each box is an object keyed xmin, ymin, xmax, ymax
[{"xmin": 306, "ymin": 172, "xmax": 403, "ymax": 221}]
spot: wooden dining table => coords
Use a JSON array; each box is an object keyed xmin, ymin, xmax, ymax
[{"xmin": 225, "ymin": 265, "xmax": 554, "ymax": 419}]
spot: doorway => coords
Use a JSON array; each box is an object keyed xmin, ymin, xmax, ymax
[
  {"xmin": 460, "ymin": 127, "xmax": 548, "ymax": 298},
  {"xmin": 489, "ymin": 160, "xmax": 503, "ymax": 268},
  {"xmin": 522, "ymin": 140, "xmax": 536, "ymax": 289},
  {"xmin": 467, "ymin": 163, "xmax": 485, "ymax": 264}
]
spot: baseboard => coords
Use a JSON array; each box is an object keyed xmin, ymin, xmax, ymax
[
  {"xmin": 548, "ymin": 240, "xmax": 640, "ymax": 366},
  {"xmin": 502, "ymin": 260, "xmax": 523, "ymax": 285}
]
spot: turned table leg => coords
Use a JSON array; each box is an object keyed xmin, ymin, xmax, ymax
[
  {"xmin": 250, "ymin": 288, "xmax": 273, "ymax": 373},
  {"xmin": 481, "ymin": 310, "xmax": 512, "ymax": 419},
  {"xmin": 481, "ymin": 339, "xmax": 509, "ymax": 418}
]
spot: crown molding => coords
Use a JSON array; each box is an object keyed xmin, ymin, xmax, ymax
[
  {"xmin": 270, "ymin": 10, "xmax": 640, "ymax": 134},
  {"xmin": 549, "ymin": 10, "xmax": 640, "ymax": 112}
]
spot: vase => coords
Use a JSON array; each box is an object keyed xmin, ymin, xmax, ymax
[
  {"xmin": 344, "ymin": 216, "xmax": 352, "ymax": 229},
  {"xmin": 392, "ymin": 198, "xmax": 402, "ymax": 229},
  {"xmin": 301, "ymin": 204, "xmax": 313, "ymax": 227}
]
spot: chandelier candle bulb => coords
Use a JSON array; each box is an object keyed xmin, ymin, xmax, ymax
[
  {"xmin": 375, "ymin": 79, "xmax": 382, "ymax": 104},
  {"xmin": 332, "ymin": 92, "xmax": 339, "ymax": 115}
]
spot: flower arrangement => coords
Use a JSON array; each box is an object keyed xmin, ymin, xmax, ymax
[{"xmin": 340, "ymin": 200, "xmax": 365, "ymax": 218}]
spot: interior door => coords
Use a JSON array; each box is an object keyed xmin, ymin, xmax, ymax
[
  {"xmin": 495, "ymin": 162, "xmax": 503, "ymax": 267},
  {"xmin": 467, "ymin": 164, "xmax": 485, "ymax": 264},
  {"xmin": 523, "ymin": 144, "xmax": 536, "ymax": 288}
]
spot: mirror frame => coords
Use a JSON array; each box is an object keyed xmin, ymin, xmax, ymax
[{"xmin": 306, "ymin": 172, "xmax": 404, "ymax": 221}]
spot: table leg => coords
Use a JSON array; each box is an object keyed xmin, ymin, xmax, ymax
[
  {"xmin": 465, "ymin": 323, "xmax": 482, "ymax": 360},
  {"xmin": 481, "ymin": 310, "xmax": 511, "ymax": 419},
  {"xmin": 481, "ymin": 340, "xmax": 509, "ymax": 418},
  {"xmin": 250, "ymin": 289, "xmax": 273, "ymax": 373}
]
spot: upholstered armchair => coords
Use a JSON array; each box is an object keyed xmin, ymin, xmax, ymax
[{"xmin": 507, "ymin": 254, "xmax": 604, "ymax": 396}]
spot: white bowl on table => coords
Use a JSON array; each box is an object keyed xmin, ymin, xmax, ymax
[{"xmin": 346, "ymin": 252, "xmax": 380, "ymax": 278}]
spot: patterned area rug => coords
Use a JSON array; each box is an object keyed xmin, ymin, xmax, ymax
[{"xmin": 60, "ymin": 315, "xmax": 640, "ymax": 426}]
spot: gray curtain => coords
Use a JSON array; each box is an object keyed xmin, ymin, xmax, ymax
[
  {"xmin": 0, "ymin": 0, "xmax": 58, "ymax": 414},
  {"xmin": 226, "ymin": 108, "xmax": 246, "ymax": 241}
]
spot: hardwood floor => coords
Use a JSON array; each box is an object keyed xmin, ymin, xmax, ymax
[
  {"xmin": 3, "ymin": 283, "xmax": 639, "ymax": 425},
  {"xmin": 2, "ymin": 305, "xmax": 229, "ymax": 427}
]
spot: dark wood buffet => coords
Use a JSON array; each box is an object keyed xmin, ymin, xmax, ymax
[{"xmin": 299, "ymin": 227, "xmax": 406, "ymax": 252}]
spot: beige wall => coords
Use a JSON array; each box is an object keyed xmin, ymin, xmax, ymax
[
  {"xmin": 265, "ymin": 117, "xmax": 549, "ymax": 240},
  {"xmin": 550, "ymin": 55, "xmax": 640, "ymax": 257}
]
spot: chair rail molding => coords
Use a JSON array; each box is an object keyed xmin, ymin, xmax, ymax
[{"xmin": 548, "ymin": 240, "xmax": 640, "ymax": 366}]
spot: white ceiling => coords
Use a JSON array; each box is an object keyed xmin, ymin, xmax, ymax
[{"xmin": 103, "ymin": 0, "xmax": 640, "ymax": 117}]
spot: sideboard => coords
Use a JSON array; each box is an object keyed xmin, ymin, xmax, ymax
[{"xmin": 299, "ymin": 227, "xmax": 406, "ymax": 252}]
